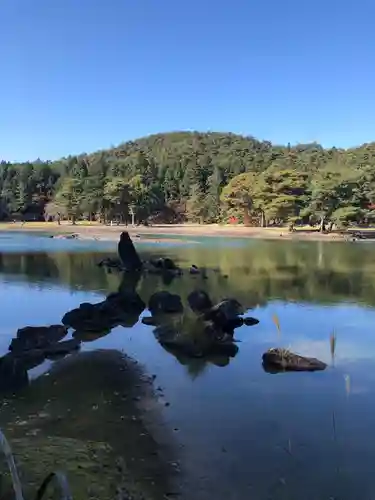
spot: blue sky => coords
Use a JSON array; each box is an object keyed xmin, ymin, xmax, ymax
[{"xmin": 2, "ymin": 0, "xmax": 375, "ymax": 162}]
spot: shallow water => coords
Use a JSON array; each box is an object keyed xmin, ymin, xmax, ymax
[{"xmin": 2, "ymin": 233, "xmax": 375, "ymax": 499}]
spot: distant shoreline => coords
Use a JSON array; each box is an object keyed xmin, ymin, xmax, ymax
[{"xmin": 0, "ymin": 221, "xmax": 352, "ymax": 242}]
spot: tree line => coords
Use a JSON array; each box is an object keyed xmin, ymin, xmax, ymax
[{"xmin": 2, "ymin": 131, "xmax": 375, "ymax": 229}]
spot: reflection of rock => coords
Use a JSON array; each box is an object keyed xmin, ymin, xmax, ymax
[
  {"xmin": 98, "ymin": 257, "xmax": 123, "ymax": 270},
  {"xmin": 148, "ymin": 257, "xmax": 178, "ymax": 271},
  {"xmin": 9, "ymin": 325, "xmax": 68, "ymax": 353},
  {"xmin": 148, "ymin": 291, "xmax": 183, "ymax": 314},
  {"xmin": 262, "ymin": 348, "xmax": 327, "ymax": 373},
  {"xmin": 118, "ymin": 231, "xmax": 143, "ymax": 271},
  {"xmin": 187, "ymin": 290, "xmax": 212, "ymax": 313}
]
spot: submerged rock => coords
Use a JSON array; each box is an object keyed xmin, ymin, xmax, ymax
[
  {"xmin": 148, "ymin": 291, "xmax": 183, "ymax": 315},
  {"xmin": 118, "ymin": 232, "xmax": 143, "ymax": 271},
  {"xmin": 262, "ymin": 348, "xmax": 327, "ymax": 373}
]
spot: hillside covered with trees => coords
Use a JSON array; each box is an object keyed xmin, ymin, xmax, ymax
[{"xmin": 2, "ymin": 131, "xmax": 375, "ymax": 230}]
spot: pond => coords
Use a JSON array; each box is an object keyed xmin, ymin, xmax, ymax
[{"xmin": 1, "ymin": 232, "xmax": 375, "ymax": 499}]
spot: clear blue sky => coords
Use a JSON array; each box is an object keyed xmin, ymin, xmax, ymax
[{"xmin": 2, "ymin": 0, "xmax": 375, "ymax": 162}]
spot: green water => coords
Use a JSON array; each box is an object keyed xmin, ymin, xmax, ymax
[{"xmin": 2, "ymin": 232, "xmax": 375, "ymax": 499}]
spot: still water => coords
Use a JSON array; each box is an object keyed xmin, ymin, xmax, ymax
[{"xmin": 2, "ymin": 232, "xmax": 375, "ymax": 499}]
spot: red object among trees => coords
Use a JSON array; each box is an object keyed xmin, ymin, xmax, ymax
[{"xmin": 229, "ymin": 216, "xmax": 238, "ymax": 224}]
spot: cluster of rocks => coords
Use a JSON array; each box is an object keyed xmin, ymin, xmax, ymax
[
  {"xmin": 141, "ymin": 290, "xmax": 260, "ymax": 359},
  {"xmin": 0, "ymin": 231, "xmax": 328, "ymax": 396},
  {"xmin": 99, "ymin": 232, "xmax": 204, "ymax": 279}
]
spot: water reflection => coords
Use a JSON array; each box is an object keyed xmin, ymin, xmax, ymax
[
  {"xmin": 1, "ymin": 240, "xmax": 375, "ymax": 306},
  {"xmin": 3, "ymin": 240, "xmax": 375, "ymax": 498}
]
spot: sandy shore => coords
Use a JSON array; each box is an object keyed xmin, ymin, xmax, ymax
[{"xmin": 0, "ymin": 222, "xmax": 348, "ymax": 242}]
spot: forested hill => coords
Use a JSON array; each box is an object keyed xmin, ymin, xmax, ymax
[{"xmin": 1, "ymin": 131, "xmax": 375, "ymax": 228}]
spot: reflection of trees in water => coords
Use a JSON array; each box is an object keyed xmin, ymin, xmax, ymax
[
  {"xmin": 1, "ymin": 242, "xmax": 375, "ymax": 305},
  {"xmin": 2, "ymin": 241, "xmax": 375, "ymax": 378}
]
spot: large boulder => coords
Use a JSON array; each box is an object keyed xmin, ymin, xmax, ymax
[
  {"xmin": 118, "ymin": 232, "xmax": 143, "ymax": 271},
  {"xmin": 262, "ymin": 348, "xmax": 327, "ymax": 373},
  {"xmin": 0, "ymin": 353, "xmax": 29, "ymax": 392},
  {"xmin": 148, "ymin": 291, "xmax": 183, "ymax": 315},
  {"xmin": 9, "ymin": 325, "xmax": 68, "ymax": 353}
]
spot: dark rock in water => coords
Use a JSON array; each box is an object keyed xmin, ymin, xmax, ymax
[
  {"xmin": 9, "ymin": 325, "xmax": 68, "ymax": 353},
  {"xmin": 118, "ymin": 232, "xmax": 143, "ymax": 271},
  {"xmin": 187, "ymin": 290, "xmax": 213, "ymax": 314},
  {"xmin": 141, "ymin": 317, "xmax": 160, "ymax": 327},
  {"xmin": 0, "ymin": 353, "xmax": 29, "ymax": 392},
  {"xmin": 244, "ymin": 317, "xmax": 260, "ymax": 326},
  {"xmin": 148, "ymin": 291, "xmax": 183, "ymax": 314},
  {"xmin": 204, "ymin": 299, "xmax": 245, "ymax": 330},
  {"xmin": 44, "ymin": 339, "xmax": 81, "ymax": 356},
  {"xmin": 63, "ymin": 290, "xmax": 145, "ymax": 332},
  {"xmin": 262, "ymin": 348, "xmax": 327, "ymax": 372}
]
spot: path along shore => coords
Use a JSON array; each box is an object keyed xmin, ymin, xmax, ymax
[{"xmin": 0, "ymin": 222, "xmax": 351, "ymax": 242}]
